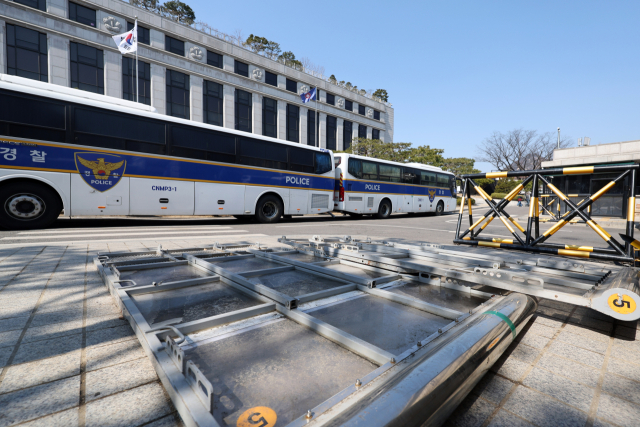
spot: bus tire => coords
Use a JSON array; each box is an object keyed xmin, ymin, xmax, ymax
[
  {"xmin": 0, "ymin": 181, "xmax": 62, "ymax": 230},
  {"xmin": 255, "ymin": 194, "xmax": 283, "ymax": 224},
  {"xmin": 435, "ymin": 201, "xmax": 445, "ymax": 215},
  {"xmin": 376, "ymin": 199, "xmax": 392, "ymax": 219}
]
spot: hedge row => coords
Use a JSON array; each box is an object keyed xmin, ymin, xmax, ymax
[{"xmin": 456, "ymin": 197, "xmax": 476, "ymax": 205}]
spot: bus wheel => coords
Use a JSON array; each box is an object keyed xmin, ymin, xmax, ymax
[
  {"xmin": 0, "ymin": 181, "xmax": 62, "ymax": 230},
  {"xmin": 435, "ymin": 201, "xmax": 445, "ymax": 215},
  {"xmin": 255, "ymin": 195, "xmax": 283, "ymax": 224},
  {"xmin": 376, "ymin": 200, "xmax": 392, "ymax": 219}
]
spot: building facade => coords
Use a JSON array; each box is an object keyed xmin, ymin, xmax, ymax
[
  {"xmin": 542, "ymin": 139, "xmax": 640, "ymax": 218},
  {"xmin": 0, "ymin": 0, "xmax": 394, "ymax": 150}
]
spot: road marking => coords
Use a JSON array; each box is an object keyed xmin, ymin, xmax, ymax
[
  {"xmin": 0, "ymin": 233, "xmax": 268, "ymax": 248},
  {"xmin": 17, "ymin": 226, "xmax": 232, "ymax": 234},
  {"xmin": 2, "ymin": 229, "xmax": 247, "ymax": 240}
]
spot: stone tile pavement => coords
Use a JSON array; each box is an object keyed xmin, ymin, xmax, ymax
[{"xmin": 0, "ymin": 237, "xmax": 638, "ymax": 427}]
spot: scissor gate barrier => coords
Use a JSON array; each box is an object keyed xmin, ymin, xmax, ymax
[
  {"xmin": 93, "ymin": 233, "xmax": 640, "ymax": 426},
  {"xmin": 455, "ymin": 164, "xmax": 638, "ymax": 263}
]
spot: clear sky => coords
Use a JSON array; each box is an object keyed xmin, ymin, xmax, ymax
[{"xmin": 187, "ymin": 0, "xmax": 639, "ymax": 172}]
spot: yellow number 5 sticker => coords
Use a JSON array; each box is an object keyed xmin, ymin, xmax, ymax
[
  {"xmin": 237, "ymin": 407, "xmax": 277, "ymax": 427},
  {"xmin": 608, "ymin": 294, "xmax": 637, "ymax": 315}
]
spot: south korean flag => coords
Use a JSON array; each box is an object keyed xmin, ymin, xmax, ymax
[{"xmin": 112, "ymin": 20, "xmax": 138, "ymax": 54}]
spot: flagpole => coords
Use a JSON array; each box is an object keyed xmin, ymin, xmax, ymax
[
  {"xmin": 315, "ymin": 88, "xmax": 318, "ymax": 147},
  {"xmin": 135, "ymin": 17, "xmax": 139, "ymax": 103}
]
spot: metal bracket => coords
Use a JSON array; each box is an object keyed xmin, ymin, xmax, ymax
[
  {"xmin": 537, "ymin": 258, "xmax": 585, "ymax": 273},
  {"xmin": 473, "ymin": 267, "xmax": 544, "ymax": 287},
  {"xmin": 113, "ymin": 279, "xmax": 137, "ymax": 288},
  {"xmin": 340, "ymin": 236, "xmax": 353, "ymax": 243},
  {"xmin": 184, "ymin": 360, "xmax": 214, "ymax": 413},
  {"xmin": 165, "ymin": 336, "xmax": 186, "ymax": 373}
]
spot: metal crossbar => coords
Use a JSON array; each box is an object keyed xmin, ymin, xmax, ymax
[{"xmin": 455, "ymin": 164, "xmax": 638, "ymax": 263}]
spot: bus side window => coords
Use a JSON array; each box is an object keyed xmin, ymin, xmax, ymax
[
  {"xmin": 421, "ymin": 171, "xmax": 436, "ymax": 186},
  {"xmin": 403, "ymin": 168, "xmax": 420, "ymax": 184},
  {"xmin": 437, "ymin": 173, "xmax": 449, "ymax": 188},
  {"xmin": 314, "ymin": 152, "xmax": 332, "ymax": 174},
  {"xmin": 348, "ymin": 158, "xmax": 362, "ymax": 179},
  {"xmin": 0, "ymin": 91, "xmax": 66, "ymax": 142},
  {"xmin": 171, "ymin": 126, "xmax": 236, "ymax": 163},
  {"xmin": 362, "ymin": 161, "xmax": 378, "ymax": 180},
  {"xmin": 290, "ymin": 147, "xmax": 314, "ymax": 173},
  {"xmin": 379, "ymin": 164, "xmax": 401, "ymax": 182},
  {"xmin": 239, "ymin": 138, "xmax": 287, "ymax": 170}
]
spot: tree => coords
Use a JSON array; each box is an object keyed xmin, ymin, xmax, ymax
[
  {"xmin": 494, "ymin": 178, "xmax": 521, "ymax": 193},
  {"xmin": 159, "ymin": 0, "xmax": 195, "ymax": 25},
  {"xmin": 278, "ymin": 51, "xmax": 302, "ymax": 70},
  {"xmin": 338, "ymin": 139, "xmax": 412, "ymax": 162},
  {"xmin": 477, "ymin": 128, "xmax": 572, "ymax": 171},
  {"xmin": 245, "ymin": 34, "xmax": 268, "ymax": 54},
  {"xmin": 264, "ymin": 40, "xmax": 281, "ymax": 59},
  {"xmin": 131, "ymin": 0, "xmax": 160, "ymax": 11},
  {"xmin": 328, "ymin": 74, "xmax": 337, "ymax": 84},
  {"xmin": 405, "ymin": 145, "xmax": 445, "ymax": 166},
  {"xmin": 373, "ymin": 89, "xmax": 389, "ymax": 102}
]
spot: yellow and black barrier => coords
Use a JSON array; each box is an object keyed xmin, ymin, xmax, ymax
[{"xmin": 455, "ymin": 164, "xmax": 639, "ymax": 263}]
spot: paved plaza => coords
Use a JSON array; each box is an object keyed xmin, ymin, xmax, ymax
[{"xmin": 0, "ymin": 214, "xmax": 638, "ymax": 427}]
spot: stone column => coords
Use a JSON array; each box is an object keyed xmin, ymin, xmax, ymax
[
  {"xmin": 0, "ymin": 20, "xmax": 6, "ymax": 75},
  {"xmin": 190, "ymin": 75, "xmax": 203, "ymax": 122},
  {"xmin": 336, "ymin": 118, "xmax": 344, "ymax": 151},
  {"xmin": 47, "ymin": 0, "xmax": 67, "ymax": 18},
  {"xmin": 48, "ymin": 34, "xmax": 70, "ymax": 87},
  {"xmin": 319, "ymin": 113, "xmax": 326, "ymax": 149},
  {"xmin": 277, "ymin": 75, "xmax": 286, "ymax": 90},
  {"xmin": 252, "ymin": 93, "xmax": 262, "ymax": 135},
  {"xmin": 223, "ymin": 85, "xmax": 235, "ymax": 129},
  {"xmin": 277, "ymin": 101, "xmax": 287, "ymax": 140},
  {"xmin": 223, "ymin": 55, "xmax": 234, "ymax": 73},
  {"xmin": 150, "ymin": 29, "xmax": 164, "ymax": 50},
  {"xmin": 300, "ymin": 107, "xmax": 308, "ymax": 145},
  {"xmin": 366, "ymin": 126, "xmax": 372, "ymax": 140},
  {"xmin": 104, "ymin": 50, "xmax": 121, "ymax": 99},
  {"xmin": 352, "ymin": 123, "xmax": 359, "ymax": 144},
  {"xmin": 150, "ymin": 63, "xmax": 166, "ymax": 114}
]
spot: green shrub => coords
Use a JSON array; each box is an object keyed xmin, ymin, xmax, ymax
[
  {"xmin": 494, "ymin": 179, "xmax": 520, "ymax": 193},
  {"xmin": 491, "ymin": 193, "xmax": 507, "ymax": 199},
  {"xmin": 456, "ymin": 197, "xmax": 476, "ymax": 205}
]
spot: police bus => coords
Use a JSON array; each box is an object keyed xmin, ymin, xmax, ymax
[
  {"xmin": 333, "ymin": 153, "xmax": 456, "ymax": 218},
  {"xmin": 0, "ymin": 75, "xmax": 334, "ymax": 229}
]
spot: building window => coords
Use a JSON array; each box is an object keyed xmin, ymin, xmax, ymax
[
  {"xmin": 235, "ymin": 60, "xmax": 249, "ymax": 77},
  {"xmin": 203, "ymin": 80, "xmax": 223, "ymax": 126},
  {"xmin": 265, "ymin": 71, "xmax": 277, "ymax": 87},
  {"xmin": 326, "ymin": 115, "xmax": 337, "ymax": 150},
  {"xmin": 372, "ymin": 129, "xmax": 380, "ymax": 140},
  {"xmin": 70, "ymin": 42, "xmax": 103, "ymax": 94},
  {"xmin": 69, "ymin": 2, "xmax": 96, "ymax": 27},
  {"xmin": 286, "ymin": 104, "xmax": 299, "ymax": 143},
  {"xmin": 207, "ymin": 50, "xmax": 222, "ymax": 68},
  {"xmin": 326, "ymin": 93, "xmax": 335, "ymax": 105},
  {"xmin": 343, "ymin": 120, "xmax": 353, "ymax": 150},
  {"xmin": 358, "ymin": 124, "xmax": 367, "ymax": 139},
  {"xmin": 235, "ymin": 89, "xmax": 252, "ymax": 132},
  {"xmin": 127, "ymin": 22, "xmax": 150, "ymax": 45},
  {"xmin": 6, "ymin": 24, "xmax": 48, "ymax": 82},
  {"xmin": 345, "ymin": 100, "xmax": 353, "ymax": 111},
  {"xmin": 13, "ymin": 0, "xmax": 45, "ymax": 11},
  {"xmin": 358, "ymin": 104, "xmax": 366, "ymax": 115},
  {"xmin": 122, "ymin": 57, "xmax": 150, "ymax": 105},
  {"xmin": 166, "ymin": 69, "xmax": 189, "ymax": 119},
  {"xmin": 262, "ymin": 97, "xmax": 277, "ymax": 138},
  {"xmin": 307, "ymin": 110, "xmax": 318, "ymax": 146},
  {"xmin": 165, "ymin": 36, "xmax": 184, "ymax": 56},
  {"xmin": 286, "ymin": 78, "xmax": 297, "ymax": 93},
  {"xmin": 374, "ymin": 110, "xmax": 380, "ymax": 121}
]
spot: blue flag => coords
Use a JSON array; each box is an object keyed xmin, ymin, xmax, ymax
[{"xmin": 300, "ymin": 87, "xmax": 316, "ymax": 103}]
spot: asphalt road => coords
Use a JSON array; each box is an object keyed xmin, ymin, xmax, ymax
[{"xmin": 0, "ymin": 203, "xmax": 626, "ymax": 250}]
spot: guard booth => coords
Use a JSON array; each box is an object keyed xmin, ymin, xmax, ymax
[{"xmin": 545, "ymin": 166, "xmax": 635, "ymax": 217}]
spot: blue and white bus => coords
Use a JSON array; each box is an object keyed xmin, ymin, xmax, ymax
[
  {"xmin": 0, "ymin": 75, "xmax": 334, "ymax": 229},
  {"xmin": 333, "ymin": 153, "xmax": 456, "ymax": 218}
]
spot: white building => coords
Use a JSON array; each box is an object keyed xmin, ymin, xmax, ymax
[{"xmin": 0, "ymin": 0, "xmax": 394, "ymax": 149}]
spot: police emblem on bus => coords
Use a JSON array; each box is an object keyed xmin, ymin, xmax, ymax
[
  {"xmin": 428, "ymin": 189, "xmax": 437, "ymax": 202},
  {"xmin": 75, "ymin": 153, "xmax": 126, "ymax": 192}
]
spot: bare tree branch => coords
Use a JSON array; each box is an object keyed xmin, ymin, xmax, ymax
[{"xmin": 477, "ymin": 128, "xmax": 572, "ymax": 171}]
